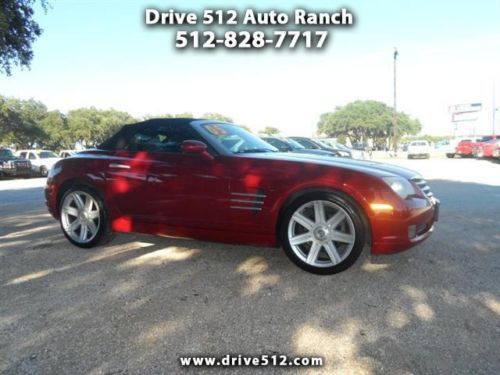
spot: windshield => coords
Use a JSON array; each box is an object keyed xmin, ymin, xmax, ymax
[
  {"xmin": 38, "ymin": 151, "xmax": 58, "ymax": 158},
  {"xmin": 0, "ymin": 149, "xmax": 15, "ymax": 158},
  {"xmin": 200, "ymin": 123, "xmax": 278, "ymax": 154},
  {"xmin": 314, "ymin": 139, "xmax": 332, "ymax": 148},
  {"xmin": 284, "ymin": 138, "xmax": 305, "ymax": 149},
  {"xmin": 331, "ymin": 142, "xmax": 350, "ymax": 151},
  {"xmin": 411, "ymin": 141, "xmax": 427, "ymax": 146}
]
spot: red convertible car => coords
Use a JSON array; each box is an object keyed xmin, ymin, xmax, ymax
[{"xmin": 45, "ymin": 119, "xmax": 439, "ymax": 274}]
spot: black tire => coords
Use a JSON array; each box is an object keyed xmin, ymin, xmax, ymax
[
  {"xmin": 446, "ymin": 153, "xmax": 455, "ymax": 158},
  {"xmin": 407, "ymin": 155, "xmax": 413, "ymax": 159},
  {"xmin": 59, "ymin": 185, "xmax": 114, "ymax": 248},
  {"xmin": 279, "ymin": 191, "xmax": 366, "ymax": 275},
  {"xmin": 39, "ymin": 166, "xmax": 48, "ymax": 177}
]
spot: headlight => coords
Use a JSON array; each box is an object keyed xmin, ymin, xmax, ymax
[
  {"xmin": 48, "ymin": 162, "xmax": 62, "ymax": 178},
  {"xmin": 382, "ymin": 176, "xmax": 416, "ymax": 199}
]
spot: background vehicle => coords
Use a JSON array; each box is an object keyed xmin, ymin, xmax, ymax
[
  {"xmin": 46, "ymin": 119, "xmax": 438, "ymax": 275},
  {"xmin": 261, "ymin": 136, "xmax": 340, "ymax": 157},
  {"xmin": 315, "ymin": 138, "xmax": 366, "ymax": 159},
  {"xmin": 473, "ymin": 137, "xmax": 497, "ymax": 158},
  {"xmin": 289, "ymin": 136, "xmax": 350, "ymax": 158},
  {"xmin": 59, "ymin": 150, "xmax": 77, "ymax": 158},
  {"xmin": 454, "ymin": 137, "xmax": 482, "ymax": 158},
  {"xmin": 407, "ymin": 140, "xmax": 430, "ymax": 159},
  {"xmin": 494, "ymin": 143, "xmax": 500, "ymax": 158},
  {"xmin": 17, "ymin": 150, "xmax": 61, "ymax": 177},
  {"xmin": 0, "ymin": 148, "xmax": 32, "ymax": 179}
]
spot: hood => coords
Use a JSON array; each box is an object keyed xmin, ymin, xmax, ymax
[
  {"xmin": 1, "ymin": 156, "xmax": 18, "ymax": 162},
  {"xmin": 40, "ymin": 158, "xmax": 61, "ymax": 165},
  {"xmin": 239, "ymin": 152, "xmax": 421, "ymax": 180},
  {"xmin": 291, "ymin": 149, "xmax": 337, "ymax": 157}
]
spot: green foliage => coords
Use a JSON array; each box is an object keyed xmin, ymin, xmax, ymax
[
  {"xmin": 318, "ymin": 100, "xmax": 421, "ymax": 145},
  {"xmin": 402, "ymin": 134, "xmax": 451, "ymax": 144},
  {"xmin": 261, "ymin": 126, "xmax": 280, "ymax": 135},
  {"xmin": 202, "ymin": 113, "xmax": 233, "ymax": 122},
  {"xmin": 0, "ymin": 95, "xmax": 139, "ymax": 149},
  {"xmin": 143, "ymin": 113, "xmax": 173, "ymax": 120},
  {"xmin": 0, "ymin": 96, "xmax": 48, "ymax": 148},
  {"xmin": 174, "ymin": 112, "xmax": 194, "ymax": 118},
  {"xmin": 0, "ymin": 0, "xmax": 48, "ymax": 75},
  {"xmin": 39, "ymin": 110, "xmax": 69, "ymax": 149},
  {"xmin": 67, "ymin": 107, "xmax": 137, "ymax": 147}
]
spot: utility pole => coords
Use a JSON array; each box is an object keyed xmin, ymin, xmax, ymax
[
  {"xmin": 493, "ymin": 81, "xmax": 496, "ymax": 137},
  {"xmin": 393, "ymin": 47, "xmax": 398, "ymax": 154}
]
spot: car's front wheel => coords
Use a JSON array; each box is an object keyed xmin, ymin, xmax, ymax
[
  {"xmin": 59, "ymin": 186, "xmax": 113, "ymax": 248},
  {"xmin": 280, "ymin": 192, "xmax": 366, "ymax": 275},
  {"xmin": 39, "ymin": 166, "xmax": 48, "ymax": 177}
]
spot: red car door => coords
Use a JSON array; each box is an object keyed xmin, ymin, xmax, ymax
[
  {"xmin": 106, "ymin": 122, "xmax": 230, "ymax": 231},
  {"xmin": 151, "ymin": 151, "xmax": 230, "ymax": 230},
  {"xmin": 106, "ymin": 149, "xmax": 159, "ymax": 223}
]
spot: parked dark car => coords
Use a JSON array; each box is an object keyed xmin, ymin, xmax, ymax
[
  {"xmin": 290, "ymin": 137, "xmax": 351, "ymax": 158},
  {"xmin": 261, "ymin": 136, "xmax": 340, "ymax": 157},
  {"xmin": 46, "ymin": 118, "xmax": 439, "ymax": 275},
  {"xmin": 0, "ymin": 148, "xmax": 32, "ymax": 179}
]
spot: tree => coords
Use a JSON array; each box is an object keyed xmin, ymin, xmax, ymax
[
  {"xmin": 143, "ymin": 113, "xmax": 173, "ymax": 120},
  {"xmin": 261, "ymin": 126, "xmax": 280, "ymax": 135},
  {"xmin": 202, "ymin": 113, "xmax": 233, "ymax": 122},
  {"xmin": 317, "ymin": 100, "xmax": 421, "ymax": 146},
  {"xmin": 174, "ymin": 112, "xmax": 193, "ymax": 118},
  {"xmin": 0, "ymin": 96, "xmax": 48, "ymax": 148},
  {"xmin": 0, "ymin": 0, "xmax": 48, "ymax": 75},
  {"xmin": 39, "ymin": 110, "xmax": 70, "ymax": 149},
  {"xmin": 67, "ymin": 107, "xmax": 136, "ymax": 147}
]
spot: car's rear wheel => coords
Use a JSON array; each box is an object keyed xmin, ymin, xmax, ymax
[
  {"xmin": 280, "ymin": 192, "xmax": 366, "ymax": 275},
  {"xmin": 59, "ymin": 186, "xmax": 113, "ymax": 248},
  {"xmin": 39, "ymin": 166, "xmax": 48, "ymax": 177},
  {"xmin": 446, "ymin": 153, "xmax": 455, "ymax": 158}
]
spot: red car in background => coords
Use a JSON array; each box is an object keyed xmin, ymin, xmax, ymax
[
  {"xmin": 45, "ymin": 119, "xmax": 439, "ymax": 275},
  {"xmin": 473, "ymin": 136, "xmax": 498, "ymax": 158},
  {"xmin": 455, "ymin": 137, "xmax": 482, "ymax": 157}
]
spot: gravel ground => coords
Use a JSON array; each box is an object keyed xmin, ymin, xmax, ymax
[{"xmin": 0, "ymin": 158, "xmax": 499, "ymax": 374}]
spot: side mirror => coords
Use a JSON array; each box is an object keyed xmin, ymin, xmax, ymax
[{"xmin": 181, "ymin": 140, "xmax": 208, "ymax": 154}]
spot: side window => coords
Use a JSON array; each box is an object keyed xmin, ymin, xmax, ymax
[
  {"xmin": 297, "ymin": 139, "xmax": 317, "ymax": 149},
  {"xmin": 267, "ymin": 138, "xmax": 289, "ymax": 151},
  {"xmin": 29, "ymin": 152, "xmax": 36, "ymax": 160},
  {"xmin": 126, "ymin": 125, "xmax": 201, "ymax": 153}
]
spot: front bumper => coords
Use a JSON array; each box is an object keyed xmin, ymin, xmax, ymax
[
  {"xmin": 371, "ymin": 197, "xmax": 439, "ymax": 255},
  {"xmin": 0, "ymin": 168, "xmax": 32, "ymax": 177}
]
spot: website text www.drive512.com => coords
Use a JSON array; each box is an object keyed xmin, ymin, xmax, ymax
[{"xmin": 179, "ymin": 354, "xmax": 323, "ymax": 368}]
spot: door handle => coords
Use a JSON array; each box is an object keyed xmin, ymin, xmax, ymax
[{"xmin": 109, "ymin": 163, "xmax": 130, "ymax": 169}]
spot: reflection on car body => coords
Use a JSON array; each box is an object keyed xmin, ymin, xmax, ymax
[{"xmin": 45, "ymin": 118, "xmax": 439, "ymax": 274}]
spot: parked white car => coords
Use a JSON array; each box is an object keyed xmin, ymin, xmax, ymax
[
  {"xmin": 16, "ymin": 150, "xmax": 61, "ymax": 177},
  {"xmin": 59, "ymin": 150, "xmax": 77, "ymax": 158},
  {"xmin": 315, "ymin": 138, "xmax": 367, "ymax": 160},
  {"xmin": 407, "ymin": 140, "xmax": 430, "ymax": 159}
]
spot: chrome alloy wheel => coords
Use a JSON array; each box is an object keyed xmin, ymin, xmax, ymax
[
  {"xmin": 287, "ymin": 200, "xmax": 356, "ymax": 268},
  {"xmin": 61, "ymin": 191, "xmax": 100, "ymax": 244}
]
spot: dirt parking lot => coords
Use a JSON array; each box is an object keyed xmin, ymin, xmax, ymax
[{"xmin": 1, "ymin": 158, "xmax": 499, "ymax": 374}]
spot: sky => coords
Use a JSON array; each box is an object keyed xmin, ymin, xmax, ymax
[{"xmin": 1, "ymin": 0, "xmax": 500, "ymax": 136}]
